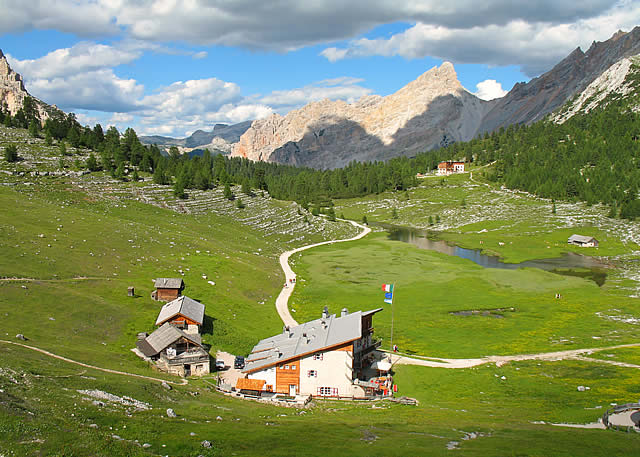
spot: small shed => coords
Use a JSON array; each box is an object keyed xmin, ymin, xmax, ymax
[
  {"xmin": 155, "ymin": 295, "xmax": 205, "ymax": 334},
  {"xmin": 568, "ymin": 234, "xmax": 599, "ymax": 247},
  {"xmin": 152, "ymin": 278, "xmax": 185, "ymax": 301}
]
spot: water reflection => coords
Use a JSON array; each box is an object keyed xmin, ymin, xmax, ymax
[{"xmin": 379, "ymin": 224, "xmax": 608, "ymax": 286}]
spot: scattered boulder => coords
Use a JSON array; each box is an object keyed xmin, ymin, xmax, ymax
[
  {"xmin": 577, "ymin": 386, "xmax": 591, "ymax": 392},
  {"xmin": 166, "ymin": 408, "xmax": 177, "ymax": 418},
  {"xmin": 216, "ymin": 416, "xmax": 222, "ymax": 421},
  {"xmin": 142, "ymin": 443, "xmax": 151, "ymax": 449},
  {"xmin": 15, "ymin": 334, "xmax": 27, "ymax": 341},
  {"xmin": 201, "ymin": 440, "xmax": 212, "ymax": 448},
  {"xmin": 161, "ymin": 381, "xmax": 172, "ymax": 390}
]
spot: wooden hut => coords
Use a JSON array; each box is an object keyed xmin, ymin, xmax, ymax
[{"xmin": 152, "ymin": 278, "xmax": 184, "ymax": 301}]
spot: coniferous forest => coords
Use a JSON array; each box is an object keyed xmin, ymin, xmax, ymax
[{"xmin": 3, "ymin": 81, "xmax": 640, "ymax": 219}]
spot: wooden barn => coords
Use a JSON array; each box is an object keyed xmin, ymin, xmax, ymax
[
  {"xmin": 152, "ymin": 278, "xmax": 184, "ymax": 301},
  {"xmin": 137, "ymin": 323, "xmax": 210, "ymax": 377},
  {"xmin": 155, "ymin": 295, "xmax": 205, "ymax": 334}
]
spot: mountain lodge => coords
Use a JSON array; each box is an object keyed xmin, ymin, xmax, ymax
[
  {"xmin": 152, "ymin": 277, "xmax": 184, "ymax": 301},
  {"xmin": 239, "ymin": 307, "xmax": 392, "ymax": 399},
  {"xmin": 437, "ymin": 161, "xmax": 465, "ymax": 176}
]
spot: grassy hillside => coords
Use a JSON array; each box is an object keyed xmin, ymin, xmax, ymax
[{"xmin": 2, "ymin": 125, "xmax": 640, "ymax": 456}]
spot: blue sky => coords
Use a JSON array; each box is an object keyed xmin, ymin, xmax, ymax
[{"xmin": 1, "ymin": 1, "xmax": 639, "ymax": 137}]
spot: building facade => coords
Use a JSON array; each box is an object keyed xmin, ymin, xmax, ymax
[
  {"xmin": 241, "ymin": 308, "xmax": 388, "ymax": 398},
  {"xmin": 437, "ymin": 161, "xmax": 465, "ymax": 176}
]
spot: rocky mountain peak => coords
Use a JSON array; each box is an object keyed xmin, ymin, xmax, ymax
[
  {"xmin": 232, "ymin": 61, "xmax": 493, "ymax": 168},
  {"xmin": 0, "ymin": 48, "xmax": 57, "ymax": 123}
]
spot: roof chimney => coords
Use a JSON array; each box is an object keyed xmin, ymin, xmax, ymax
[
  {"xmin": 341, "ymin": 308, "xmax": 348, "ymax": 317},
  {"xmin": 322, "ymin": 306, "xmax": 329, "ymax": 319}
]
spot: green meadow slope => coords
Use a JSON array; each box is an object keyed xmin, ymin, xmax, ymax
[{"xmin": 1, "ymin": 126, "xmax": 640, "ymax": 456}]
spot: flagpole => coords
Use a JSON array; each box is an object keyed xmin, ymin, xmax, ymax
[{"xmin": 390, "ymin": 283, "xmax": 395, "ymax": 352}]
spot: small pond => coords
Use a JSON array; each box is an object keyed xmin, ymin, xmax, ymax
[{"xmin": 378, "ymin": 223, "xmax": 608, "ymax": 286}]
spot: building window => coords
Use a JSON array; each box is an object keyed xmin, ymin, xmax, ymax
[
  {"xmin": 291, "ymin": 364, "xmax": 296, "ymax": 370},
  {"xmin": 285, "ymin": 365, "xmax": 289, "ymax": 370},
  {"xmin": 313, "ymin": 353, "xmax": 323, "ymax": 360},
  {"xmin": 307, "ymin": 370, "xmax": 317, "ymax": 377},
  {"xmin": 317, "ymin": 387, "xmax": 338, "ymax": 396},
  {"xmin": 279, "ymin": 365, "xmax": 285, "ymax": 370}
]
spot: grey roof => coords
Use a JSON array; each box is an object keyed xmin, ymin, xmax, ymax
[
  {"xmin": 154, "ymin": 278, "xmax": 184, "ymax": 289},
  {"xmin": 243, "ymin": 308, "xmax": 383, "ymax": 374},
  {"xmin": 136, "ymin": 323, "xmax": 202, "ymax": 357},
  {"xmin": 568, "ymin": 234, "xmax": 597, "ymax": 243},
  {"xmin": 155, "ymin": 295, "xmax": 205, "ymax": 326}
]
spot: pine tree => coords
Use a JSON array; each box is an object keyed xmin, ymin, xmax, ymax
[
  {"xmin": 236, "ymin": 198, "xmax": 245, "ymax": 209},
  {"xmin": 28, "ymin": 120, "xmax": 39, "ymax": 138},
  {"xmin": 224, "ymin": 183, "xmax": 233, "ymax": 200},
  {"xmin": 428, "ymin": 215, "xmax": 434, "ymax": 226},
  {"xmin": 391, "ymin": 207, "xmax": 398, "ymax": 219},
  {"xmin": 362, "ymin": 215, "xmax": 368, "ymax": 225},
  {"xmin": 132, "ymin": 168, "xmax": 139, "ymax": 182},
  {"xmin": 3, "ymin": 144, "xmax": 18, "ymax": 162},
  {"xmin": 85, "ymin": 153, "xmax": 98, "ymax": 171},
  {"xmin": 44, "ymin": 129, "xmax": 53, "ymax": 146},
  {"xmin": 58, "ymin": 141, "xmax": 67, "ymax": 156}
]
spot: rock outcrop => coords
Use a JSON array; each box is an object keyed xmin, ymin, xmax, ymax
[
  {"xmin": 478, "ymin": 27, "xmax": 640, "ymax": 133},
  {"xmin": 0, "ymin": 48, "xmax": 56, "ymax": 123},
  {"xmin": 232, "ymin": 62, "xmax": 495, "ymax": 169},
  {"xmin": 552, "ymin": 55, "xmax": 639, "ymax": 124}
]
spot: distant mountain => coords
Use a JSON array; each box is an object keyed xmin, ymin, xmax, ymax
[
  {"xmin": 232, "ymin": 62, "xmax": 495, "ymax": 169},
  {"xmin": 140, "ymin": 121, "xmax": 252, "ymax": 155},
  {"xmin": 478, "ymin": 27, "xmax": 640, "ymax": 133},
  {"xmin": 0, "ymin": 48, "xmax": 61, "ymax": 123},
  {"xmin": 229, "ymin": 27, "xmax": 640, "ymax": 169}
]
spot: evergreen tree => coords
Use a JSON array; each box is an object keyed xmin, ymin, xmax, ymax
[
  {"xmin": 3, "ymin": 144, "xmax": 18, "ymax": 162},
  {"xmin": 436, "ymin": 214, "xmax": 441, "ymax": 223},
  {"xmin": 223, "ymin": 183, "xmax": 233, "ymax": 200},
  {"xmin": 391, "ymin": 207, "xmax": 398, "ymax": 219},
  {"xmin": 28, "ymin": 120, "xmax": 39, "ymax": 138},
  {"xmin": 428, "ymin": 215, "xmax": 434, "ymax": 226},
  {"xmin": 85, "ymin": 153, "xmax": 98, "ymax": 171},
  {"xmin": 327, "ymin": 207, "xmax": 336, "ymax": 221},
  {"xmin": 3, "ymin": 113, "xmax": 12, "ymax": 127},
  {"xmin": 131, "ymin": 168, "xmax": 139, "ymax": 182},
  {"xmin": 173, "ymin": 180, "xmax": 186, "ymax": 199},
  {"xmin": 44, "ymin": 129, "xmax": 53, "ymax": 146},
  {"xmin": 58, "ymin": 141, "xmax": 67, "ymax": 156},
  {"xmin": 236, "ymin": 198, "xmax": 245, "ymax": 209},
  {"xmin": 362, "ymin": 215, "xmax": 368, "ymax": 225},
  {"xmin": 115, "ymin": 162, "xmax": 126, "ymax": 181}
]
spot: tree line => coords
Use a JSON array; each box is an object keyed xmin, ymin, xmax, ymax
[{"xmin": 5, "ymin": 88, "xmax": 640, "ymax": 220}]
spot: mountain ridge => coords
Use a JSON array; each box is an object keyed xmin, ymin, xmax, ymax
[{"xmin": 232, "ymin": 62, "xmax": 495, "ymax": 169}]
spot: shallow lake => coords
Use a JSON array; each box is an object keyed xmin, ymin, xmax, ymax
[{"xmin": 378, "ymin": 223, "xmax": 608, "ymax": 286}]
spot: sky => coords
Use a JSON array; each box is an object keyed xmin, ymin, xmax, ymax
[{"xmin": 1, "ymin": 0, "xmax": 639, "ymax": 138}]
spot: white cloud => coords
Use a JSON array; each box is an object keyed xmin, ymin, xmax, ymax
[
  {"xmin": 0, "ymin": 0, "xmax": 118, "ymax": 37},
  {"xmin": 474, "ymin": 79, "xmax": 508, "ymax": 100},
  {"xmin": 320, "ymin": 2, "xmax": 640, "ymax": 76},
  {"xmin": 257, "ymin": 77, "xmax": 371, "ymax": 112},
  {"xmin": 1, "ymin": 1, "xmax": 617, "ymax": 49},
  {"xmin": 8, "ymin": 42, "xmax": 141, "ymax": 79}
]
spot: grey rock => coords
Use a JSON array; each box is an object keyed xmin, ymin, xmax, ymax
[
  {"xmin": 161, "ymin": 381, "xmax": 172, "ymax": 390},
  {"xmin": 15, "ymin": 333, "xmax": 26, "ymax": 341},
  {"xmin": 142, "ymin": 443, "xmax": 152, "ymax": 449},
  {"xmin": 166, "ymin": 408, "xmax": 177, "ymax": 418},
  {"xmin": 201, "ymin": 440, "xmax": 212, "ymax": 448}
]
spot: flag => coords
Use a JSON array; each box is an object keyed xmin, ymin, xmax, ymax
[
  {"xmin": 385, "ymin": 292, "xmax": 393, "ymax": 299},
  {"xmin": 382, "ymin": 284, "xmax": 393, "ymax": 293},
  {"xmin": 384, "ymin": 298, "xmax": 393, "ymax": 304}
]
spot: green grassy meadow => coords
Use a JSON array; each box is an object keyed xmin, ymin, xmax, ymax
[{"xmin": 1, "ymin": 138, "xmax": 640, "ymax": 455}]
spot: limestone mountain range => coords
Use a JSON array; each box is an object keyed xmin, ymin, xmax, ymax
[{"xmin": 232, "ymin": 27, "xmax": 640, "ymax": 169}]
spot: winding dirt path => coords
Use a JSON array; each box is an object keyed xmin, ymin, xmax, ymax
[
  {"xmin": 0, "ymin": 340, "xmax": 188, "ymax": 385},
  {"xmin": 275, "ymin": 219, "xmax": 371, "ymax": 327},
  {"xmin": 386, "ymin": 343, "xmax": 640, "ymax": 369}
]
